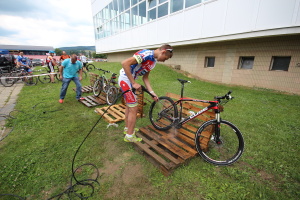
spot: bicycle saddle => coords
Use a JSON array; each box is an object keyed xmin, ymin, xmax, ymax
[{"xmin": 177, "ymin": 79, "xmax": 191, "ymax": 84}]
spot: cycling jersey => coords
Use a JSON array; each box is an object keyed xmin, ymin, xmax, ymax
[
  {"xmin": 119, "ymin": 49, "xmax": 156, "ymax": 106},
  {"xmin": 46, "ymin": 55, "xmax": 56, "ymax": 72},
  {"xmin": 119, "ymin": 49, "xmax": 156, "ymax": 80},
  {"xmin": 17, "ymin": 56, "xmax": 28, "ymax": 66}
]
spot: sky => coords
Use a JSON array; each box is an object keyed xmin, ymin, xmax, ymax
[{"xmin": 0, "ymin": 0, "xmax": 95, "ymax": 48}]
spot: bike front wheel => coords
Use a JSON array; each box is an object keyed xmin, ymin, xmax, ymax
[
  {"xmin": 149, "ymin": 96, "xmax": 178, "ymax": 131},
  {"xmin": 93, "ymin": 79, "xmax": 103, "ymax": 97},
  {"xmin": 86, "ymin": 64, "xmax": 95, "ymax": 71},
  {"xmin": 195, "ymin": 119, "xmax": 244, "ymax": 166},
  {"xmin": 23, "ymin": 75, "xmax": 38, "ymax": 86},
  {"xmin": 106, "ymin": 86, "xmax": 119, "ymax": 105}
]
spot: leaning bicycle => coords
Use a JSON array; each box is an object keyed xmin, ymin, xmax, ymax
[
  {"xmin": 93, "ymin": 68, "xmax": 119, "ymax": 105},
  {"xmin": 149, "ymin": 79, "xmax": 244, "ymax": 166},
  {"xmin": 1, "ymin": 68, "xmax": 38, "ymax": 87}
]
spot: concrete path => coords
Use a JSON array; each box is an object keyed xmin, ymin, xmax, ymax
[{"xmin": 0, "ymin": 82, "xmax": 23, "ymax": 140}]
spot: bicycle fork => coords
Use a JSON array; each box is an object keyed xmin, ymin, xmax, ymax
[{"xmin": 214, "ymin": 112, "xmax": 222, "ymax": 145}]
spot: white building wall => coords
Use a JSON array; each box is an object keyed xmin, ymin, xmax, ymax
[{"xmin": 92, "ymin": 0, "xmax": 300, "ymax": 53}]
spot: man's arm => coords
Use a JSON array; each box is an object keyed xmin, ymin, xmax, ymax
[
  {"xmin": 143, "ymin": 72, "xmax": 158, "ymax": 100},
  {"xmin": 121, "ymin": 57, "xmax": 139, "ymax": 89}
]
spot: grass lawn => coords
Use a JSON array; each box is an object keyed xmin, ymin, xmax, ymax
[{"xmin": 0, "ymin": 62, "xmax": 299, "ymax": 199}]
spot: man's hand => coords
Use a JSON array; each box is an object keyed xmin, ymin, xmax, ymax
[
  {"xmin": 79, "ymin": 76, "xmax": 82, "ymax": 81},
  {"xmin": 132, "ymin": 82, "xmax": 141, "ymax": 91},
  {"xmin": 150, "ymin": 91, "xmax": 159, "ymax": 102}
]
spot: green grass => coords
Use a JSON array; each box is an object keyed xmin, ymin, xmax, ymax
[{"xmin": 0, "ymin": 62, "xmax": 299, "ymax": 199}]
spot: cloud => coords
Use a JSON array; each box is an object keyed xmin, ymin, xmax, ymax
[{"xmin": 0, "ymin": 0, "xmax": 95, "ymax": 48}]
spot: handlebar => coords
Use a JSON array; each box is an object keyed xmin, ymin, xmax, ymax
[
  {"xmin": 132, "ymin": 85, "xmax": 156, "ymax": 98},
  {"xmin": 214, "ymin": 91, "xmax": 234, "ymax": 101},
  {"xmin": 95, "ymin": 67, "xmax": 110, "ymax": 73}
]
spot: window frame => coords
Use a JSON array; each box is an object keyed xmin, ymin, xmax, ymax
[
  {"xmin": 238, "ymin": 56, "xmax": 255, "ymax": 70},
  {"xmin": 204, "ymin": 56, "xmax": 215, "ymax": 68},
  {"xmin": 270, "ymin": 56, "xmax": 291, "ymax": 71}
]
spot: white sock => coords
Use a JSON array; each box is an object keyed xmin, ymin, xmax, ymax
[{"xmin": 126, "ymin": 134, "xmax": 133, "ymax": 138}]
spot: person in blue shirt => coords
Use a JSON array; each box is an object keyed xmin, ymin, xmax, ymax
[
  {"xmin": 58, "ymin": 54, "xmax": 84, "ymax": 103},
  {"xmin": 17, "ymin": 52, "xmax": 31, "ymax": 73}
]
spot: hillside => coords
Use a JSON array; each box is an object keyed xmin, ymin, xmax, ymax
[{"xmin": 58, "ymin": 46, "xmax": 95, "ymax": 51}]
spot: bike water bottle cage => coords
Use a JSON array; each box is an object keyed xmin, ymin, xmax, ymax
[{"xmin": 177, "ymin": 79, "xmax": 191, "ymax": 84}]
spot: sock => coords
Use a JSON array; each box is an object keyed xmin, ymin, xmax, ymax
[{"xmin": 126, "ymin": 134, "xmax": 133, "ymax": 138}]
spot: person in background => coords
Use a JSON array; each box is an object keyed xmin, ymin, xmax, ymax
[
  {"xmin": 58, "ymin": 54, "xmax": 85, "ymax": 103},
  {"xmin": 46, "ymin": 50, "xmax": 57, "ymax": 83},
  {"xmin": 119, "ymin": 44, "xmax": 173, "ymax": 142},
  {"xmin": 59, "ymin": 51, "xmax": 70, "ymax": 63},
  {"xmin": 17, "ymin": 52, "xmax": 32, "ymax": 73},
  {"xmin": 79, "ymin": 53, "xmax": 87, "ymax": 70}
]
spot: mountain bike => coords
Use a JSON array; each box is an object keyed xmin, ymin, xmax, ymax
[
  {"xmin": 1, "ymin": 68, "xmax": 38, "ymax": 87},
  {"xmin": 93, "ymin": 68, "xmax": 119, "ymax": 105},
  {"xmin": 149, "ymin": 79, "xmax": 244, "ymax": 166}
]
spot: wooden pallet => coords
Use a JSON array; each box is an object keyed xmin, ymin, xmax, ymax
[
  {"xmin": 73, "ymin": 85, "xmax": 93, "ymax": 93},
  {"xmin": 133, "ymin": 93, "xmax": 215, "ymax": 176},
  {"xmin": 94, "ymin": 104, "xmax": 142, "ymax": 124},
  {"xmin": 79, "ymin": 95, "xmax": 106, "ymax": 107}
]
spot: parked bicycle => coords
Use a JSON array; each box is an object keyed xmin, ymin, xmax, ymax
[
  {"xmin": 93, "ymin": 68, "xmax": 119, "ymax": 105},
  {"xmin": 149, "ymin": 79, "xmax": 244, "ymax": 166},
  {"xmin": 1, "ymin": 68, "xmax": 38, "ymax": 87}
]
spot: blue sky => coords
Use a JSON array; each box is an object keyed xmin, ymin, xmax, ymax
[{"xmin": 0, "ymin": 0, "xmax": 95, "ymax": 48}]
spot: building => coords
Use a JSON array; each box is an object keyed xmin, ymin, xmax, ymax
[
  {"xmin": 91, "ymin": 0, "xmax": 300, "ymax": 94},
  {"xmin": 0, "ymin": 45, "xmax": 54, "ymax": 55}
]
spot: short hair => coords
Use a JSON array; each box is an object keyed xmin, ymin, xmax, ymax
[{"xmin": 159, "ymin": 44, "xmax": 173, "ymax": 58}]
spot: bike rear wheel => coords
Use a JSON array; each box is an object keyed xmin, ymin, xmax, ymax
[
  {"xmin": 195, "ymin": 119, "xmax": 244, "ymax": 166},
  {"xmin": 38, "ymin": 74, "xmax": 51, "ymax": 83},
  {"xmin": 1, "ymin": 73, "xmax": 17, "ymax": 87},
  {"xmin": 93, "ymin": 79, "xmax": 103, "ymax": 97},
  {"xmin": 106, "ymin": 86, "xmax": 119, "ymax": 105},
  {"xmin": 149, "ymin": 96, "xmax": 178, "ymax": 131},
  {"xmin": 86, "ymin": 64, "xmax": 95, "ymax": 71}
]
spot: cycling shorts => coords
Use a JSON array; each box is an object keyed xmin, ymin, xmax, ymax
[{"xmin": 118, "ymin": 75, "xmax": 138, "ymax": 107}]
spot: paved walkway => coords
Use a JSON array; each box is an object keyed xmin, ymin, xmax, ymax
[{"xmin": 0, "ymin": 82, "xmax": 23, "ymax": 139}]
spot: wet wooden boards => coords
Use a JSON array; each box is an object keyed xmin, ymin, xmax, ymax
[
  {"xmin": 132, "ymin": 93, "xmax": 215, "ymax": 176},
  {"xmin": 79, "ymin": 95, "xmax": 107, "ymax": 107}
]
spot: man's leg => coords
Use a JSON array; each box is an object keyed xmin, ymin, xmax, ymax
[
  {"xmin": 60, "ymin": 78, "xmax": 71, "ymax": 100},
  {"xmin": 126, "ymin": 105, "xmax": 138, "ymax": 135},
  {"xmin": 73, "ymin": 77, "xmax": 82, "ymax": 99}
]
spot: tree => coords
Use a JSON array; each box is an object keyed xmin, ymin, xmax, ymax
[
  {"xmin": 55, "ymin": 48, "xmax": 63, "ymax": 56},
  {"xmin": 92, "ymin": 52, "xmax": 107, "ymax": 59}
]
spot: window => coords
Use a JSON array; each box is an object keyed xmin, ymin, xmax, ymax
[
  {"xmin": 124, "ymin": 0, "xmax": 130, "ymax": 10},
  {"xmin": 118, "ymin": 0, "xmax": 124, "ymax": 12},
  {"xmin": 131, "ymin": 0, "xmax": 138, "ymax": 6},
  {"xmin": 171, "ymin": 0, "xmax": 184, "ymax": 13},
  {"xmin": 270, "ymin": 56, "xmax": 291, "ymax": 71},
  {"xmin": 158, "ymin": 2, "xmax": 168, "ymax": 18},
  {"xmin": 149, "ymin": 0, "xmax": 157, "ymax": 9},
  {"xmin": 239, "ymin": 57, "xmax": 255, "ymax": 69},
  {"xmin": 185, "ymin": 0, "xmax": 201, "ymax": 8},
  {"xmin": 139, "ymin": 1, "xmax": 147, "ymax": 24},
  {"xmin": 205, "ymin": 57, "xmax": 215, "ymax": 68},
  {"xmin": 148, "ymin": 8, "xmax": 157, "ymax": 21}
]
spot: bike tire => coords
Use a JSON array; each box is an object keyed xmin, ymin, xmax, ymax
[
  {"xmin": 38, "ymin": 74, "xmax": 51, "ymax": 83},
  {"xmin": 24, "ymin": 76, "xmax": 38, "ymax": 86},
  {"xmin": 93, "ymin": 79, "xmax": 103, "ymax": 97},
  {"xmin": 55, "ymin": 73, "xmax": 61, "ymax": 81},
  {"xmin": 195, "ymin": 119, "xmax": 244, "ymax": 166},
  {"xmin": 86, "ymin": 64, "xmax": 95, "ymax": 71},
  {"xmin": 149, "ymin": 96, "xmax": 178, "ymax": 131},
  {"xmin": 2, "ymin": 73, "xmax": 16, "ymax": 87},
  {"xmin": 82, "ymin": 70, "xmax": 87, "ymax": 79},
  {"xmin": 106, "ymin": 86, "xmax": 119, "ymax": 105}
]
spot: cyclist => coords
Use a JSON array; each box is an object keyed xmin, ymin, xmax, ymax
[
  {"xmin": 119, "ymin": 44, "xmax": 173, "ymax": 142},
  {"xmin": 17, "ymin": 52, "xmax": 32, "ymax": 73},
  {"xmin": 79, "ymin": 53, "xmax": 88, "ymax": 70},
  {"xmin": 59, "ymin": 51, "xmax": 70, "ymax": 64},
  {"xmin": 46, "ymin": 50, "xmax": 57, "ymax": 83}
]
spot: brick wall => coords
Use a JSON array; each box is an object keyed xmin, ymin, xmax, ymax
[{"xmin": 107, "ymin": 35, "xmax": 300, "ymax": 94}]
